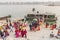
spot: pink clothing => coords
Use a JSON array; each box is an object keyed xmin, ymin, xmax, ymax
[
  {"xmin": 15, "ymin": 29, "xmax": 21, "ymax": 38},
  {"xmin": 21, "ymin": 30, "xmax": 24, "ymax": 37},
  {"xmin": 24, "ymin": 29, "xmax": 27, "ymax": 35},
  {"xmin": 4, "ymin": 30, "xmax": 9, "ymax": 37},
  {"xmin": 21, "ymin": 29, "xmax": 27, "ymax": 37},
  {"xmin": 22, "ymin": 22, "xmax": 28, "ymax": 27},
  {"xmin": 14, "ymin": 22, "xmax": 18, "ymax": 29},
  {"xmin": 32, "ymin": 27, "xmax": 35, "ymax": 31},
  {"xmin": 6, "ymin": 24, "xmax": 10, "ymax": 29}
]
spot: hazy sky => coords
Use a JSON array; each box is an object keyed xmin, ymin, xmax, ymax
[{"xmin": 0, "ymin": 0, "xmax": 60, "ymax": 2}]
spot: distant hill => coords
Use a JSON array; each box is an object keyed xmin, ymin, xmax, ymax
[{"xmin": 0, "ymin": 2, "xmax": 60, "ymax": 6}]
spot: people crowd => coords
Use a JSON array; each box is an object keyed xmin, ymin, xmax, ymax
[
  {"xmin": 0, "ymin": 17, "xmax": 60, "ymax": 40},
  {"xmin": 0, "ymin": 19, "xmax": 27, "ymax": 40}
]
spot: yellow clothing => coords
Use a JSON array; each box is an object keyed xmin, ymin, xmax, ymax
[
  {"xmin": 40, "ymin": 22, "xmax": 43, "ymax": 26},
  {"xmin": 23, "ymin": 27, "xmax": 26, "ymax": 30},
  {"xmin": 0, "ymin": 26, "xmax": 2, "ymax": 30},
  {"xmin": 20, "ymin": 26, "xmax": 23, "ymax": 30},
  {"xmin": 20, "ymin": 26, "xmax": 26, "ymax": 31}
]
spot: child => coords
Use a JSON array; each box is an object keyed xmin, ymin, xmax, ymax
[
  {"xmin": 6, "ymin": 24, "xmax": 10, "ymax": 29},
  {"xmin": 0, "ymin": 30, "xmax": 6, "ymax": 40},
  {"xmin": 24, "ymin": 29, "xmax": 27, "ymax": 38},
  {"xmin": 4, "ymin": 29, "xmax": 9, "ymax": 37},
  {"xmin": 2, "ymin": 30, "xmax": 6, "ymax": 40},
  {"xmin": 21, "ymin": 24, "xmax": 27, "ymax": 38},
  {"xmin": 20, "ymin": 25, "xmax": 25, "ymax": 31},
  {"xmin": 54, "ymin": 23, "xmax": 56, "ymax": 29},
  {"xmin": 57, "ymin": 29, "xmax": 60, "ymax": 36},
  {"xmin": 34, "ymin": 22, "xmax": 38, "ymax": 31},
  {"xmin": 45, "ymin": 23, "xmax": 49, "ymax": 28},
  {"xmin": 19, "ymin": 28, "xmax": 21, "ymax": 37},
  {"xmin": 17, "ymin": 21, "xmax": 20, "ymax": 28},
  {"xmin": 31, "ymin": 22, "xmax": 35, "ymax": 31},
  {"xmin": 23, "ymin": 22, "xmax": 28, "ymax": 27},
  {"xmin": 21, "ymin": 29, "xmax": 24, "ymax": 37},
  {"xmin": 21, "ymin": 29, "xmax": 27, "ymax": 38},
  {"xmin": 2, "ymin": 25, "xmax": 6, "ymax": 30},
  {"xmin": 15, "ymin": 28, "xmax": 21, "ymax": 38},
  {"xmin": 31, "ymin": 26, "xmax": 35, "ymax": 31},
  {"xmin": 13, "ymin": 22, "xmax": 18, "ymax": 29},
  {"xmin": 9, "ymin": 22, "xmax": 13, "ymax": 32},
  {"xmin": 0, "ymin": 30, "xmax": 4, "ymax": 38},
  {"xmin": 37, "ymin": 26, "xmax": 40, "ymax": 31},
  {"xmin": 10, "ymin": 26, "xmax": 13, "ymax": 32},
  {"xmin": 50, "ymin": 24, "xmax": 55, "ymax": 30},
  {"xmin": 29, "ymin": 24, "xmax": 32, "ymax": 31}
]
